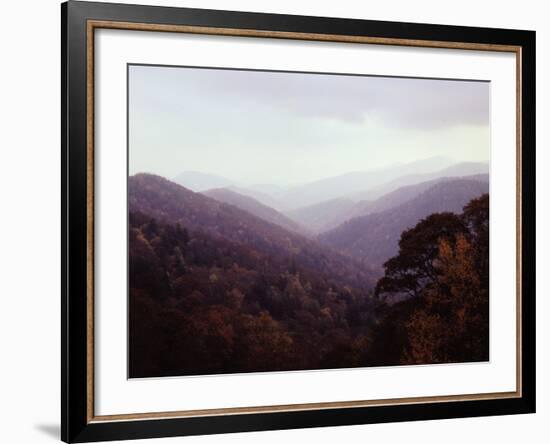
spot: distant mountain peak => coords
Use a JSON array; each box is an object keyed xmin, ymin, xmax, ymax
[{"xmin": 173, "ymin": 171, "xmax": 234, "ymax": 192}]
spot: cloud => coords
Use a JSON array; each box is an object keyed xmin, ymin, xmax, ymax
[{"xmin": 130, "ymin": 65, "xmax": 489, "ymax": 129}]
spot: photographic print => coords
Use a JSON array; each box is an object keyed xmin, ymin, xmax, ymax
[{"xmin": 128, "ymin": 65, "xmax": 490, "ymax": 378}]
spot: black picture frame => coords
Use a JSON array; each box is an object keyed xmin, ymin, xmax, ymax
[{"xmin": 61, "ymin": 1, "xmax": 536, "ymax": 442}]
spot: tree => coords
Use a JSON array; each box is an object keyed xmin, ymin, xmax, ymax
[
  {"xmin": 371, "ymin": 195, "xmax": 490, "ymax": 365},
  {"xmin": 403, "ymin": 234, "xmax": 487, "ymax": 363},
  {"xmin": 232, "ymin": 311, "xmax": 294, "ymax": 372},
  {"xmin": 375, "ymin": 212, "xmax": 467, "ymax": 299},
  {"xmin": 462, "ymin": 194, "xmax": 489, "ymax": 285}
]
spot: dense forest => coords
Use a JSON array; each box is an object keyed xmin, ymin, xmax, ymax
[{"xmin": 129, "ymin": 173, "xmax": 489, "ymax": 378}]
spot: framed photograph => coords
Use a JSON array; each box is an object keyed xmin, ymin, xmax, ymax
[{"xmin": 61, "ymin": 1, "xmax": 536, "ymax": 442}]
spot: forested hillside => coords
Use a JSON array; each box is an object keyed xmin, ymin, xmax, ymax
[
  {"xmin": 129, "ymin": 174, "xmax": 490, "ymax": 377},
  {"xmin": 129, "ymin": 174, "xmax": 376, "ymax": 289},
  {"xmin": 128, "ymin": 210, "xmax": 381, "ymax": 377}
]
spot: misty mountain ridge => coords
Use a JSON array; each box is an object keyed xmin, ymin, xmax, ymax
[
  {"xmin": 349, "ymin": 161, "xmax": 489, "ymax": 201},
  {"xmin": 275, "ymin": 156, "xmax": 457, "ymax": 209},
  {"xmin": 319, "ymin": 178, "xmax": 489, "ymax": 271},
  {"xmin": 129, "ymin": 173, "xmax": 377, "ymax": 289},
  {"xmin": 201, "ymin": 187, "xmax": 307, "ymax": 235},
  {"xmin": 348, "ymin": 173, "xmax": 489, "ymax": 220},
  {"xmin": 171, "ymin": 158, "xmax": 487, "ymax": 224},
  {"xmin": 173, "ymin": 171, "xmax": 235, "ymax": 192},
  {"xmin": 227, "ymin": 186, "xmax": 288, "ymax": 212},
  {"xmin": 285, "ymin": 198, "xmax": 357, "ymax": 234},
  {"xmin": 172, "ymin": 156, "xmax": 462, "ymax": 209},
  {"xmin": 285, "ymin": 173, "xmax": 488, "ymax": 234}
]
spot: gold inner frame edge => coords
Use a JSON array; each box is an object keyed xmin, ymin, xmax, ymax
[{"xmin": 85, "ymin": 19, "xmax": 523, "ymax": 423}]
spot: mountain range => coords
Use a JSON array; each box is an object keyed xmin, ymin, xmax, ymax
[
  {"xmin": 131, "ymin": 165, "xmax": 489, "ymax": 284},
  {"xmin": 173, "ymin": 158, "xmax": 487, "ymax": 213},
  {"xmin": 129, "ymin": 173, "xmax": 377, "ymax": 289},
  {"xmin": 348, "ymin": 173, "xmax": 488, "ymax": 220},
  {"xmin": 276, "ymin": 156, "xmax": 456, "ymax": 209},
  {"xmin": 349, "ymin": 161, "xmax": 489, "ymax": 201},
  {"xmin": 218, "ymin": 170, "xmax": 489, "ymax": 235},
  {"xmin": 319, "ymin": 178, "xmax": 489, "ymax": 270},
  {"xmin": 129, "ymin": 166, "xmax": 490, "ymax": 377}
]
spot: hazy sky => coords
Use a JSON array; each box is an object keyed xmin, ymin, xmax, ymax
[{"xmin": 129, "ymin": 64, "xmax": 490, "ymax": 186}]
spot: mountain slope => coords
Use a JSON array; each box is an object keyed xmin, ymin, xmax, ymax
[
  {"xmin": 285, "ymin": 198, "xmax": 357, "ymax": 234},
  {"xmin": 227, "ymin": 186, "xmax": 288, "ymax": 212},
  {"xmin": 286, "ymin": 173, "xmax": 488, "ymax": 234},
  {"xmin": 319, "ymin": 179, "xmax": 489, "ymax": 271},
  {"xmin": 350, "ymin": 162, "xmax": 489, "ymax": 201},
  {"xmin": 349, "ymin": 173, "xmax": 489, "ymax": 219},
  {"xmin": 202, "ymin": 187, "xmax": 306, "ymax": 235},
  {"xmin": 277, "ymin": 156, "xmax": 454, "ymax": 209},
  {"xmin": 129, "ymin": 173, "xmax": 376, "ymax": 288}
]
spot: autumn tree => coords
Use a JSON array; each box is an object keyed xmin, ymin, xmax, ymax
[
  {"xmin": 375, "ymin": 212, "xmax": 467, "ymax": 299},
  {"xmin": 128, "ymin": 210, "xmax": 380, "ymax": 377},
  {"xmin": 403, "ymin": 234, "xmax": 488, "ymax": 363},
  {"xmin": 371, "ymin": 194, "xmax": 489, "ymax": 365}
]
